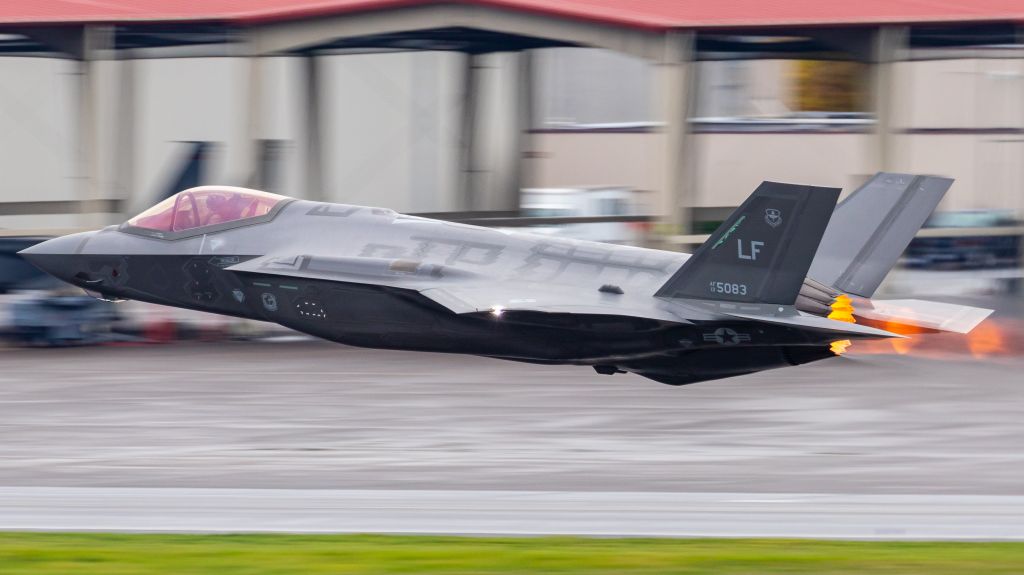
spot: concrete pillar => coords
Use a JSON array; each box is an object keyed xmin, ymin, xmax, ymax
[
  {"xmin": 654, "ymin": 31, "xmax": 697, "ymax": 235},
  {"xmin": 113, "ymin": 55, "xmax": 135, "ymax": 215},
  {"xmin": 457, "ymin": 52, "xmax": 482, "ymax": 212},
  {"xmin": 77, "ymin": 25, "xmax": 112, "ymax": 227},
  {"xmin": 241, "ymin": 55, "xmax": 265, "ymax": 189},
  {"xmin": 302, "ymin": 54, "xmax": 325, "ymax": 201},
  {"xmin": 508, "ymin": 50, "xmax": 534, "ymax": 212},
  {"xmin": 870, "ymin": 26, "xmax": 908, "ymax": 173},
  {"xmin": 408, "ymin": 53, "xmax": 441, "ymax": 213}
]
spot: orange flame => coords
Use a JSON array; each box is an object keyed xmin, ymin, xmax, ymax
[
  {"xmin": 827, "ymin": 295, "xmax": 856, "ymax": 355},
  {"xmin": 888, "ymin": 334, "xmax": 916, "ymax": 355},
  {"xmin": 820, "ymin": 293, "xmax": 1019, "ymax": 359},
  {"xmin": 827, "ymin": 295, "xmax": 856, "ymax": 324},
  {"xmin": 967, "ymin": 320, "xmax": 1006, "ymax": 358},
  {"xmin": 830, "ymin": 339, "xmax": 852, "ymax": 355},
  {"xmin": 849, "ymin": 318, "xmax": 1019, "ymax": 358}
]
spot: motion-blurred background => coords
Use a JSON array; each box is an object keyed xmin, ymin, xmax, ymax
[
  {"xmin": 3, "ymin": 4, "xmax": 1024, "ymax": 552},
  {"xmin": 0, "ymin": 0, "xmax": 1021, "ymax": 347}
]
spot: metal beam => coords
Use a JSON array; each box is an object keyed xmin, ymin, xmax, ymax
[
  {"xmin": 0, "ymin": 199, "xmax": 123, "ymax": 217},
  {"xmin": 904, "ymin": 46, "xmax": 1024, "ymax": 61},
  {"xmin": 251, "ymin": 4, "xmax": 663, "ymax": 61},
  {"xmin": 12, "ymin": 26, "xmax": 85, "ymax": 58},
  {"xmin": 654, "ymin": 31, "xmax": 697, "ymax": 235}
]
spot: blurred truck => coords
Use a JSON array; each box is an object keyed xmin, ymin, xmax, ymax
[{"xmin": 517, "ymin": 187, "xmax": 643, "ymax": 245}]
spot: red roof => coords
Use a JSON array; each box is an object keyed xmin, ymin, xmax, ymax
[{"xmin": 0, "ymin": 0, "xmax": 1022, "ymax": 30}]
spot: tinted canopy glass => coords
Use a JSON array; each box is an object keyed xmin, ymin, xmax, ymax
[{"xmin": 127, "ymin": 187, "xmax": 288, "ymax": 233}]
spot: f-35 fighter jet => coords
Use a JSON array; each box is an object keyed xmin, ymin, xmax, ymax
[{"xmin": 22, "ymin": 173, "xmax": 991, "ymax": 386}]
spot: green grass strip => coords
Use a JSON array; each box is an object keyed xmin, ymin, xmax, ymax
[{"xmin": 2, "ymin": 533, "xmax": 1024, "ymax": 574}]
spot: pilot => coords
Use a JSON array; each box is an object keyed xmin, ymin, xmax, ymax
[
  {"xmin": 205, "ymin": 194, "xmax": 228, "ymax": 225},
  {"xmin": 205, "ymin": 193, "xmax": 250, "ymax": 225}
]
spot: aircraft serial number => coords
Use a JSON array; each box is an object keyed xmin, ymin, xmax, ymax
[{"xmin": 708, "ymin": 281, "xmax": 747, "ymax": 295}]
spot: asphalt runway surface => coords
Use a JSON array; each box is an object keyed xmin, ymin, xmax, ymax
[
  {"xmin": 1, "ymin": 338, "xmax": 1023, "ymax": 538},
  {"xmin": 5, "ymin": 488, "xmax": 1024, "ymax": 540}
]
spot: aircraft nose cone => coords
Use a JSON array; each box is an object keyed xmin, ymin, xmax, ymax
[{"xmin": 18, "ymin": 231, "xmax": 96, "ymax": 281}]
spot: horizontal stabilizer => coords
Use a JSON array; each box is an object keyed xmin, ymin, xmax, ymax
[
  {"xmin": 854, "ymin": 298, "xmax": 993, "ymax": 334},
  {"xmin": 720, "ymin": 309, "xmax": 904, "ymax": 339}
]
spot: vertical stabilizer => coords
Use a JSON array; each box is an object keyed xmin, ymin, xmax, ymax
[
  {"xmin": 808, "ymin": 173, "xmax": 952, "ymax": 297},
  {"xmin": 656, "ymin": 181, "xmax": 840, "ymax": 305}
]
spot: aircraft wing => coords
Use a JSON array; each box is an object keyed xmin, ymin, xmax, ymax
[
  {"xmin": 225, "ymin": 253, "xmax": 483, "ymax": 285},
  {"xmin": 225, "ymin": 253, "xmax": 907, "ymax": 338},
  {"xmin": 225, "ymin": 253, "xmax": 690, "ymax": 323},
  {"xmin": 418, "ymin": 284, "xmax": 697, "ymax": 323}
]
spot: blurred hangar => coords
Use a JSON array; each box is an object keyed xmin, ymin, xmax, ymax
[{"xmin": 0, "ymin": 0, "xmax": 1022, "ymax": 239}]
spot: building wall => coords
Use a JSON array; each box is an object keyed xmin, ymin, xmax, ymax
[
  {"xmin": 531, "ymin": 53, "xmax": 1024, "ymax": 218},
  {"xmin": 897, "ymin": 134, "xmax": 1024, "ymax": 214},
  {"xmin": 531, "ymin": 131, "xmax": 875, "ymax": 210},
  {"xmin": 535, "ymin": 48, "xmax": 652, "ymax": 126},
  {"xmin": 693, "ymin": 133, "xmax": 873, "ymax": 206},
  {"xmin": 0, "ymin": 57, "xmax": 78, "ymax": 229},
  {"xmin": 889, "ymin": 57, "xmax": 1024, "ymax": 215},
  {"xmin": 0, "ymin": 49, "xmax": 1023, "ymax": 232},
  {"xmin": 0, "ymin": 52, "xmax": 473, "ymax": 230},
  {"xmin": 695, "ymin": 60, "xmax": 792, "ymax": 118},
  {"xmin": 894, "ymin": 58, "xmax": 1024, "ymax": 129},
  {"xmin": 529, "ymin": 132, "xmax": 662, "ymax": 193}
]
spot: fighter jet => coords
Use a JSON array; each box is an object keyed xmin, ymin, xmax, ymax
[{"xmin": 21, "ymin": 173, "xmax": 991, "ymax": 386}]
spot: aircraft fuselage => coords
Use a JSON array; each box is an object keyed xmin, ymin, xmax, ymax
[{"xmin": 21, "ymin": 193, "xmax": 854, "ymax": 385}]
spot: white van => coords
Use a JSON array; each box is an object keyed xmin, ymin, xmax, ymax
[{"xmin": 518, "ymin": 186, "xmax": 642, "ymax": 245}]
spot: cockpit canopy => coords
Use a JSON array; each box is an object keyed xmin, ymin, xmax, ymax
[{"xmin": 126, "ymin": 186, "xmax": 288, "ymax": 233}]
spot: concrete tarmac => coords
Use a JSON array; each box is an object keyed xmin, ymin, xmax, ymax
[
  {"xmin": 1, "ymin": 340, "xmax": 1023, "ymax": 537},
  {"xmin": 4, "ymin": 487, "xmax": 1024, "ymax": 540}
]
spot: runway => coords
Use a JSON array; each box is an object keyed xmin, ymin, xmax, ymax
[
  {"xmin": 4, "ymin": 487, "xmax": 1024, "ymax": 540},
  {"xmin": 1, "ymin": 339, "xmax": 1023, "ymax": 537}
]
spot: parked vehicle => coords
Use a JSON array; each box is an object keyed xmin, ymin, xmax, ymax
[
  {"xmin": 904, "ymin": 210, "xmax": 1021, "ymax": 270},
  {"xmin": 517, "ymin": 187, "xmax": 642, "ymax": 244},
  {"xmin": 3, "ymin": 289, "xmax": 120, "ymax": 346},
  {"xmin": 0, "ymin": 236, "xmax": 60, "ymax": 293}
]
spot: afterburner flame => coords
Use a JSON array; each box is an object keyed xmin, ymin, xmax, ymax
[
  {"xmin": 849, "ymin": 318, "xmax": 1018, "ymax": 358},
  {"xmin": 830, "ymin": 339, "xmax": 852, "ymax": 355},
  {"xmin": 827, "ymin": 295, "xmax": 855, "ymax": 355},
  {"xmin": 827, "ymin": 294, "xmax": 856, "ymax": 323},
  {"xmin": 967, "ymin": 320, "xmax": 1006, "ymax": 358}
]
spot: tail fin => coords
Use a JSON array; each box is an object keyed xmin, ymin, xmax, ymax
[
  {"xmin": 158, "ymin": 141, "xmax": 210, "ymax": 202},
  {"xmin": 794, "ymin": 174, "xmax": 993, "ymax": 335},
  {"xmin": 808, "ymin": 173, "xmax": 952, "ymax": 297},
  {"xmin": 656, "ymin": 181, "xmax": 840, "ymax": 305}
]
